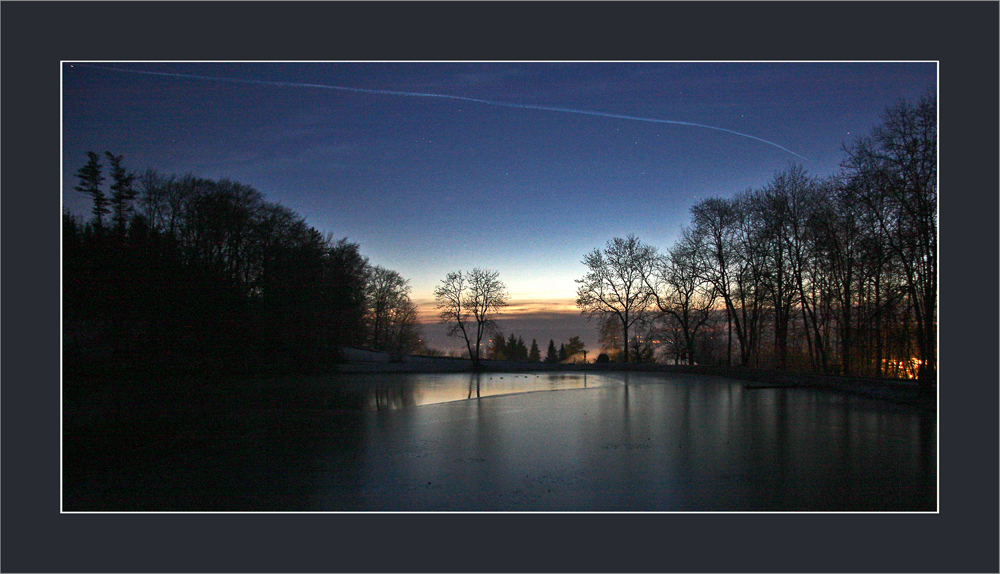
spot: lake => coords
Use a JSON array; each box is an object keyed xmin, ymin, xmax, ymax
[{"xmin": 62, "ymin": 371, "xmax": 937, "ymax": 512}]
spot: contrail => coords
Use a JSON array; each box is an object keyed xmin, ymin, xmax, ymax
[{"xmin": 74, "ymin": 64, "xmax": 811, "ymax": 162}]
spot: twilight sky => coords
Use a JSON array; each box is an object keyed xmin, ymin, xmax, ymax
[{"xmin": 62, "ymin": 61, "xmax": 936, "ymax": 351}]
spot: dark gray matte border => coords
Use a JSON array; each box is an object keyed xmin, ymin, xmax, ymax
[{"xmin": 3, "ymin": 1, "xmax": 996, "ymax": 572}]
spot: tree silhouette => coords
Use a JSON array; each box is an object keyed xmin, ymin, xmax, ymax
[
  {"xmin": 507, "ymin": 334, "xmax": 519, "ymax": 360},
  {"xmin": 545, "ymin": 339, "xmax": 559, "ymax": 363},
  {"xmin": 528, "ymin": 339, "xmax": 541, "ymax": 362},
  {"xmin": 73, "ymin": 151, "xmax": 109, "ymax": 229},
  {"xmin": 576, "ymin": 235, "xmax": 657, "ymax": 363},
  {"xmin": 567, "ymin": 95, "xmax": 935, "ymax": 380},
  {"xmin": 487, "ymin": 332, "xmax": 507, "ymax": 360},
  {"xmin": 514, "ymin": 336, "xmax": 528, "ymax": 361},
  {"xmin": 645, "ymin": 231, "xmax": 716, "ymax": 366},
  {"xmin": 366, "ymin": 266, "xmax": 421, "ymax": 356},
  {"xmin": 434, "ymin": 268, "xmax": 509, "ymax": 368},
  {"xmin": 64, "ymin": 159, "xmax": 375, "ymax": 374},
  {"xmin": 564, "ymin": 336, "xmax": 586, "ymax": 362},
  {"xmin": 689, "ymin": 196, "xmax": 769, "ymax": 366},
  {"xmin": 843, "ymin": 93, "xmax": 937, "ymax": 384},
  {"xmin": 104, "ymin": 151, "xmax": 137, "ymax": 238}
]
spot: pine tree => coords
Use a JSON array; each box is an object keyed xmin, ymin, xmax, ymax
[
  {"xmin": 515, "ymin": 336, "xmax": 528, "ymax": 361},
  {"xmin": 545, "ymin": 339, "xmax": 559, "ymax": 363},
  {"xmin": 488, "ymin": 333, "xmax": 507, "ymax": 360},
  {"xmin": 565, "ymin": 336, "xmax": 586, "ymax": 360},
  {"xmin": 74, "ymin": 151, "xmax": 109, "ymax": 228},
  {"xmin": 105, "ymin": 151, "xmax": 137, "ymax": 237},
  {"xmin": 558, "ymin": 343, "xmax": 567, "ymax": 362},
  {"xmin": 529, "ymin": 339, "xmax": 541, "ymax": 362},
  {"xmin": 507, "ymin": 333, "xmax": 518, "ymax": 359}
]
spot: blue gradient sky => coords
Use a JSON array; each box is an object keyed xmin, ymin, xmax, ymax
[{"xmin": 62, "ymin": 61, "xmax": 936, "ymax": 349}]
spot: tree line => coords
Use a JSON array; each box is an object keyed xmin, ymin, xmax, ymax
[
  {"xmin": 67, "ymin": 93, "xmax": 935, "ymax": 383},
  {"xmin": 485, "ymin": 333, "xmax": 588, "ymax": 364},
  {"xmin": 64, "ymin": 157, "xmax": 422, "ymax": 374},
  {"xmin": 576, "ymin": 93, "xmax": 936, "ymax": 384}
]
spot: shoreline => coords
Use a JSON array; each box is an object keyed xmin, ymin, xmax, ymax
[
  {"xmin": 334, "ymin": 351, "xmax": 936, "ymax": 409},
  {"xmin": 62, "ymin": 346, "xmax": 936, "ymax": 410}
]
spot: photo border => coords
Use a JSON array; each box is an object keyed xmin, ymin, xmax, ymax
[{"xmin": 3, "ymin": 1, "xmax": 996, "ymax": 572}]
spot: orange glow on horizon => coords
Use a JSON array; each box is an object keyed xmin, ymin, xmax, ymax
[{"xmin": 415, "ymin": 297, "xmax": 579, "ymax": 324}]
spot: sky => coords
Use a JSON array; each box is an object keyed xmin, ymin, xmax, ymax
[{"xmin": 62, "ymin": 61, "xmax": 936, "ymax": 352}]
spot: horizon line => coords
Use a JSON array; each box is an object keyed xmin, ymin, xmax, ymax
[{"xmin": 415, "ymin": 298, "xmax": 580, "ymax": 323}]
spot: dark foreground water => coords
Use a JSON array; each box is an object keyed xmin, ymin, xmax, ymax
[{"xmin": 63, "ymin": 372, "xmax": 936, "ymax": 512}]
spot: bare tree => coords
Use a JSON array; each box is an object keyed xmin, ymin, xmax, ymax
[
  {"xmin": 817, "ymin": 179, "xmax": 866, "ymax": 376},
  {"xmin": 783, "ymin": 175, "xmax": 830, "ymax": 372},
  {"xmin": 646, "ymin": 230, "xmax": 717, "ymax": 365},
  {"xmin": 434, "ymin": 268, "xmax": 509, "ymax": 368},
  {"xmin": 576, "ymin": 235, "xmax": 657, "ymax": 363},
  {"xmin": 843, "ymin": 93, "xmax": 937, "ymax": 384},
  {"xmin": 752, "ymin": 164, "xmax": 815, "ymax": 370},
  {"xmin": 366, "ymin": 265, "xmax": 421, "ymax": 357},
  {"xmin": 384, "ymin": 295, "xmax": 421, "ymax": 358},
  {"xmin": 649, "ymin": 94, "xmax": 935, "ymax": 381},
  {"xmin": 690, "ymin": 198, "xmax": 744, "ymax": 365}
]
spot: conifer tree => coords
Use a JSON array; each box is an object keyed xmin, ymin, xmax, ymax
[
  {"xmin": 529, "ymin": 339, "xmax": 541, "ymax": 362},
  {"xmin": 74, "ymin": 151, "xmax": 109, "ymax": 228},
  {"xmin": 487, "ymin": 333, "xmax": 507, "ymax": 360},
  {"xmin": 515, "ymin": 336, "xmax": 528, "ymax": 361},
  {"xmin": 545, "ymin": 339, "xmax": 559, "ymax": 363},
  {"xmin": 565, "ymin": 336, "xmax": 586, "ymax": 360},
  {"xmin": 104, "ymin": 151, "xmax": 137, "ymax": 237}
]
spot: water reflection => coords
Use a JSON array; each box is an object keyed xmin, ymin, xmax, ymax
[
  {"xmin": 64, "ymin": 371, "xmax": 936, "ymax": 511},
  {"xmin": 324, "ymin": 371, "xmax": 625, "ymax": 411},
  {"xmin": 342, "ymin": 372, "xmax": 935, "ymax": 511}
]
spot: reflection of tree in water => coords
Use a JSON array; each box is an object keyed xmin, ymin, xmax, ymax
[
  {"xmin": 369, "ymin": 381, "xmax": 415, "ymax": 411},
  {"xmin": 468, "ymin": 373, "xmax": 481, "ymax": 399},
  {"xmin": 326, "ymin": 378, "xmax": 417, "ymax": 412}
]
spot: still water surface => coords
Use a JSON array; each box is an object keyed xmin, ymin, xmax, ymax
[
  {"xmin": 65, "ymin": 371, "xmax": 937, "ymax": 512},
  {"xmin": 326, "ymin": 371, "xmax": 620, "ymax": 410}
]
